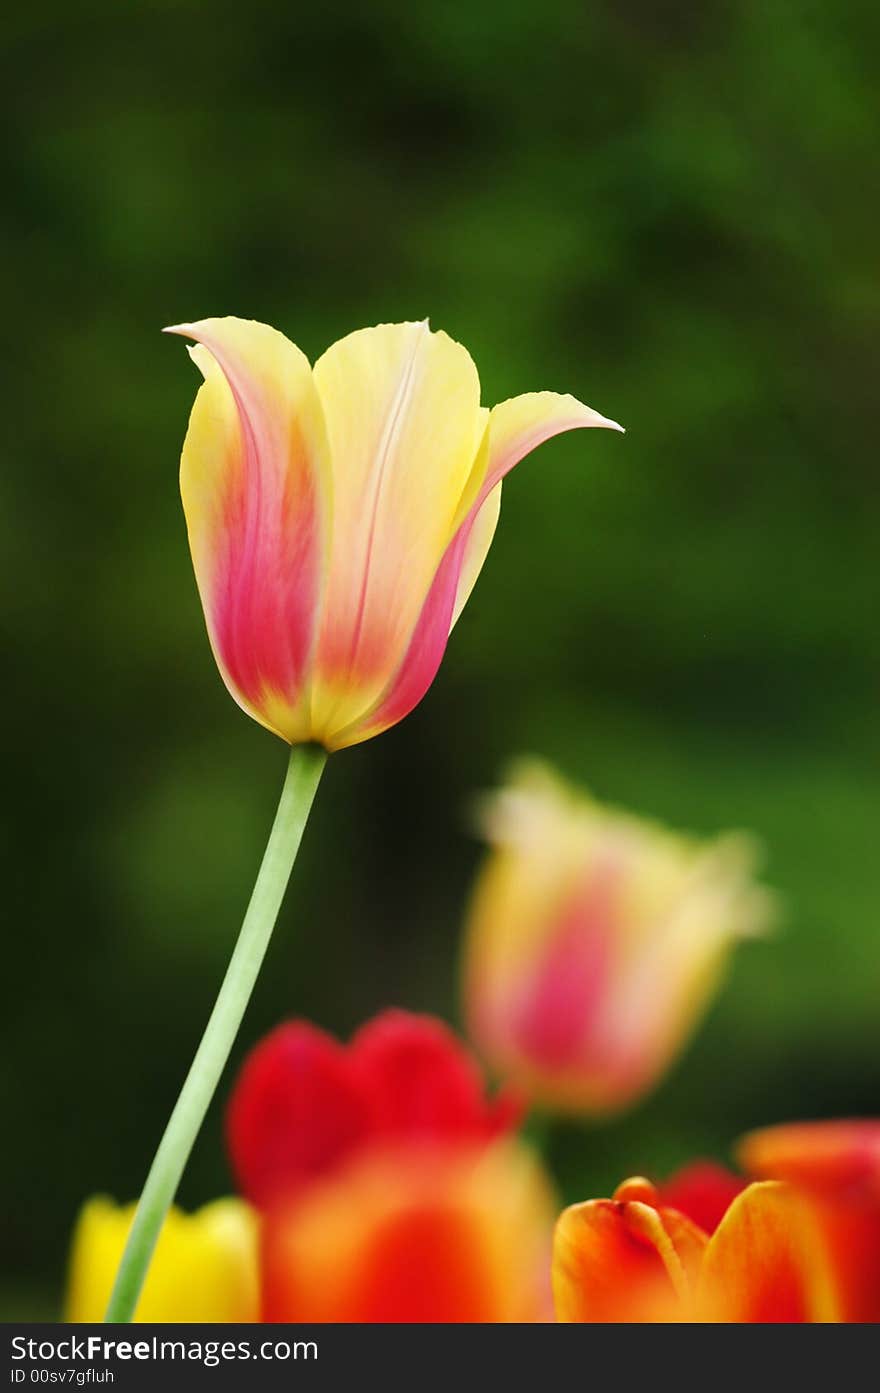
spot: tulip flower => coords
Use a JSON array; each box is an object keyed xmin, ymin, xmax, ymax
[
  {"xmin": 65, "ymin": 1198, "xmax": 259, "ymax": 1323},
  {"xmin": 462, "ymin": 760, "xmax": 774, "ymax": 1113},
  {"xmin": 228, "ymin": 1008, "xmax": 521, "ymax": 1207},
  {"xmin": 738, "ymin": 1119, "xmax": 880, "ymax": 1322},
  {"xmin": 227, "ymin": 1010, "xmax": 555, "ymax": 1321},
  {"xmin": 168, "ymin": 316, "xmax": 622, "ymax": 750},
  {"xmin": 553, "ymin": 1118, "xmax": 880, "ymax": 1322},
  {"xmin": 262, "ymin": 1142, "xmax": 553, "ymax": 1322},
  {"xmin": 554, "ymin": 1177, "xmax": 841, "ymax": 1323},
  {"xmin": 102, "ymin": 320, "xmax": 620, "ymax": 1324}
]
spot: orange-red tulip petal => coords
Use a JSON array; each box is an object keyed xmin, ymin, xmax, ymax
[
  {"xmin": 553, "ymin": 1178, "xmax": 707, "ymax": 1322},
  {"xmin": 261, "ymin": 1143, "xmax": 555, "ymax": 1322},
  {"xmin": 228, "ymin": 1010, "xmax": 522, "ymax": 1209},
  {"xmin": 696, "ymin": 1181, "xmax": 841, "ymax": 1322},
  {"xmin": 738, "ymin": 1119, "xmax": 880, "ymax": 1322}
]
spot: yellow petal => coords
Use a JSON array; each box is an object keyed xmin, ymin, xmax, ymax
[
  {"xmin": 445, "ymin": 389, "xmax": 619, "ymax": 629},
  {"xmin": 697, "ymin": 1181, "xmax": 842, "ymax": 1322},
  {"xmin": 65, "ymin": 1196, "xmax": 260, "ymax": 1322},
  {"xmin": 450, "ymin": 483, "xmax": 502, "ymax": 628},
  {"xmin": 309, "ymin": 322, "xmax": 485, "ymax": 741},
  {"xmin": 469, "ymin": 390, "xmax": 622, "ymax": 518}
]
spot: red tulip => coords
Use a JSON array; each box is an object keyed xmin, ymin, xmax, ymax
[
  {"xmin": 227, "ymin": 1010, "xmax": 552, "ymax": 1322},
  {"xmin": 227, "ymin": 1009, "xmax": 521, "ymax": 1207}
]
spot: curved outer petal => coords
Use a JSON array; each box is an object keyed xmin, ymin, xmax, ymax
[
  {"xmin": 168, "ymin": 317, "xmax": 331, "ymax": 742},
  {"xmin": 450, "ymin": 482, "xmax": 502, "ymax": 629},
  {"xmin": 261, "ymin": 1140, "xmax": 555, "ymax": 1322},
  {"xmin": 696, "ymin": 1181, "xmax": 842, "ymax": 1322},
  {"xmin": 334, "ymin": 393, "xmax": 622, "ymax": 748},
  {"xmin": 65, "ymin": 1197, "xmax": 259, "ymax": 1322},
  {"xmin": 553, "ymin": 1178, "xmax": 707, "ymax": 1323},
  {"xmin": 737, "ymin": 1120, "xmax": 880, "ymax": 1321},
  {"xmin": 309, "ymin": 323, "xmax": 485, "ymax": 744}
]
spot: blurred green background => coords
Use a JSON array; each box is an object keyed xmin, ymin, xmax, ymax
[{"xmin": 2, "ymin": 0, "xmax": 879, "ymax": 1318}]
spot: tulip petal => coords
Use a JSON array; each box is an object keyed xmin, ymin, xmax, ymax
[
  {"xmin": 658, "ymin": 1161, "xmax": 746, "ymax": 1234},
  {"xmin": 168, "ymin": 317, "xmax": 330, "ymax": 741},
  {"xmin": 737, "ymin": 1119, "xmax": 880, "ymax": 1195},
  {"xmin": 339, "ymin": 391, "xmax": 621, "ymax": 747},
  {"xmin": 350, "ymin": 1008, "xmax": 522, "ymax": 1144},
  {"xmin": 261, "ymin": 1142, "xmax": 555, "ymax": 1322},
  {"xmin": 309, "ymin": 322, "xmax": 485, "ymax": 741},
  {"xmin": 697, "ymin": 1181, "xmax": 841, "ymax": 1322},
  {"xmin": 737, "ymin": 1120, "xmax": 880, "ymax": 1320},
  {"xmin": 474, "ymin": 390, "xmax": 623, "ymax": 514},
  {"xmin": 227, "ymin": 1012, "xmax": 524, "ymax": 1211},
  {"xmin": 226, "ymin": 1021, "xmax": 373, "ymax": 1207},
  {"xmin": 450, "ymin": 483, "xmax": 502, "ymax": 628},
  {"xmin": 553, "ymin": 1180, "xmax": 706, "ymax": 1322}
]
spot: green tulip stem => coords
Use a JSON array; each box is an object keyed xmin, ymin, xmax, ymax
[{"xmin": 104, "ymin": 742, "xmax": 327, "ymax": 1322}]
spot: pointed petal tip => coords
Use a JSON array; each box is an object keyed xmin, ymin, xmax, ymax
[{"xmin": 600, "ymin": 414, "xmax": 625, "ymax": 433}]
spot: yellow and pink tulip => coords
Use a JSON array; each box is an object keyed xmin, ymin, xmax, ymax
[
  {"xmin": 169, "ymin": 318, "xmax": 621, "ymax": 750},
  {"xmin": 462, "ymin": 761, "xmax": 774, "ymax": 1113}
]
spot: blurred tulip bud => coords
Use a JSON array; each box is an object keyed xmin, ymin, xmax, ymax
[
  {"xmin": 262, "ymin": 1140, "xmax": 555, "ymax": 1322},
  {"xmin": 227, "ymin": 1009, "xmax": 553, "ymax": 1321},
  {"xmin": 64, "ymin": 1197, "xmax": 259, "ymax": 1322},
  {"xmin": 227, "ymin": 1009, "xmax": 522, "ymax": 1209},
  {"xmin": 462, "ymin": 761, "xmax": 775, "ymax": 1113}
]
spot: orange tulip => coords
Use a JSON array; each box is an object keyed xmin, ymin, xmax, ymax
[
  {"xmin": 738, "ymin": 1119, "xmax": 880, "ymax": 1322},
  {"xmin": 262, "ymin": 1141, "xmax": 554, "ymax": 1322},
  {"xmin": 554, "ymin": 1176, "xmax": 838, "ymax": 1322},
  {"xmin": 463, "ymin": 761, "xmax": 773, "ymax": 1113},
  {"xmin": 553, "ymin": 1118, "xmax": 880, "ymax": 1322}
]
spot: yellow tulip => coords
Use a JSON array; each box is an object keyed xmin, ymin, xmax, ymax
[{"xmin": 65, "ymin": 1197, "xmax": 259, "ymax": 1322}]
